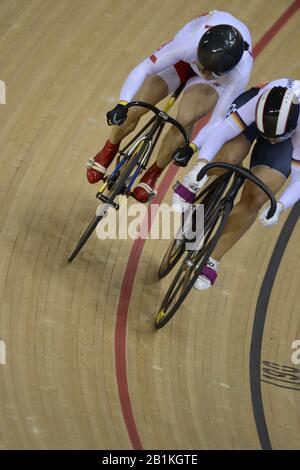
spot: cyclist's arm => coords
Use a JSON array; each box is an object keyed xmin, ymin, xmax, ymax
[
  {"xmin": 193, "ymin": 86, "xmax": 256, "ymax": 162},
  {"xmin": 192, "ymin": 68, "xmax": 251, "ymax": 148},
  {"xmin": 279, "ymin": 162, "xmax": 300, "ymax": 209},
  {"xmin": 279, "ymin": 131, "xmax": 300, "ymax": 209},
  {"xmin": 119, "ymin": 31, "xmax": 190, "ymax": 103}
]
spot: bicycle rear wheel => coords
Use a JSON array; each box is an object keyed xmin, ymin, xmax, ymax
[
  {"xmin": 158, "ymin": 235, "xmax": 186, "ymax": 279},
  {"xmin": 155, "ymin": 199, "xmax": 231, "ymax": 329}
]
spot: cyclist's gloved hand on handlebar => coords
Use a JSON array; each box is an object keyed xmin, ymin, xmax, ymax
[
  {"xmin": 172, "ymin": 161, "xmax": 209, "ymax": 213},
  {"xmin": 259, "ymin": 201, "xmax": 284, "ymax": 226},
  {"xmin": 106, "ymin": 101, "xmax": 128, "ymax": 126},
  {"xmin": 173, "ymin": 143, "xmax": 197, "ymax": 167}
]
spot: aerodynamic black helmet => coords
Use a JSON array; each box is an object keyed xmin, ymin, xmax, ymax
[
  {"xmin": 197, "ymin": 24, "xmax": 246, "ymax": 76},
  {"xmin": 256, "ymin": 86, "xmax": 300, "ymax": 143}
]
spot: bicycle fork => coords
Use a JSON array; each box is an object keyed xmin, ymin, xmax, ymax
[{"xmin": 224, "ymin": 175, "xmax": 245, "ymax": 208}]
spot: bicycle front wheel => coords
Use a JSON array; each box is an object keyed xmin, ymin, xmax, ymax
[
  {"xmin": 155, "ymin": 200, "xmax": 231, "ymax": 329},
  {"xmin": 158, "ymin": 172, "xmax": 232, "ymax": 278},
  {"xmin": 68, "ymin": 214, "xmax": 102, "ymax": 262},
  {"xmin": 68, "ymin": 141, "xmax": 151, "ymax": 262}
]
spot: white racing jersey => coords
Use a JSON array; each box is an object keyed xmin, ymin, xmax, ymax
[
  {"xmin": 118, "ymin": 10, "xmax": 253, "ymax": 140},
  {"xmin": 197, "ymin": 78, "xmax": 300, "ymax": 210}
]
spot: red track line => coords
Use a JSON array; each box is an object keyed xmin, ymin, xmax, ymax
[
  {"xmin": 114, "ymin": 161, "xmax": 179, "ymax": 450},
  {"xmin": 252, "ymin": 0, "xmax": 300, "ymax": 58},
  {"xmin": 114, "ymin": 0, "xmax": 300, "ymax": 450}
]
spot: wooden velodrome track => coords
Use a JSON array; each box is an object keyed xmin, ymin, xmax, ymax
[{"xmin": 0, "ymin": 0, "xmax": 300, "ymax": 450}]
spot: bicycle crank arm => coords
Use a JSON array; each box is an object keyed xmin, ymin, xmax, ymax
[{"xmin": 97, "ymin": 180, "xmax": 108, "ymax": 194}]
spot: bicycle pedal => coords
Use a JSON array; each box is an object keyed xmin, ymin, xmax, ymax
[{"xmin": 96, "ymin": 192, "xmax": 119, "ymax": 210}]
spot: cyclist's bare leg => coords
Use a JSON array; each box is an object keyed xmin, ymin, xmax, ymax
[
  {"xmin": 198, "ymin": 133, "xmax": 251, "ymax": 190},
  {"xmin": 211, "ymin": 165, "xmax": 286, "ymax": 261},
  {"xmin": 156, "ymin": 84, "xmax": 218, "ymax": 168},
  {"xmin": 207, "ymin": 133, "xmax": 251, "ymax": 176},
  {"xmin": 110, "ymin": 75, "xmax": 168, "ymax": 144}
]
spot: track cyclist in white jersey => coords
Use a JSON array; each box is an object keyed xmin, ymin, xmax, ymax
[
  {"xmin": 172, "ymin": 79, "xmax": 300, "ymax": 290},
  {"xmin": 86, "ymin": 10, "xmax": 253, "ymax": 203}
]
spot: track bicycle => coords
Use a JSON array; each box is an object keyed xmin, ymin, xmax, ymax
[{"xmin": 68, "ymin": 83, "xmax": 189, "ymax": 262}]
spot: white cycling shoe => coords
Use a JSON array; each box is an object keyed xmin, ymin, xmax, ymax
[
  {"xmin": 172, "ymin": 162, "xmax": 208, "ymax": 213},
  {"xmin": 194, "ymin": 257, "xmax": 219, "ymax": 291}
]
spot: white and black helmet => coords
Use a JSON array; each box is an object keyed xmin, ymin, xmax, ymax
[{"xmin": 256, "ymin": 86, "xmax": 300, "ymax": 143}]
